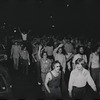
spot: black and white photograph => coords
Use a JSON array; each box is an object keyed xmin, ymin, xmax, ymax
[{"xmin": 0, "ymin": 0, "xmax": 100, "ymax": 100}]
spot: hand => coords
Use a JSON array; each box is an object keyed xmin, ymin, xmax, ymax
[
  {"xmin": 59, "ymin": 44, "xmax": 63, "ymax": 47},
  {"xmin": 39, "ymin": 45, "xmax": 42, "ymax": 49},
  {"xmin": 28, "ymin": 62, "xmax": 30, "ymax": 65},
  {"xmin": 68, "ymin": 66, "xmax": 71, "ymax": 71}
]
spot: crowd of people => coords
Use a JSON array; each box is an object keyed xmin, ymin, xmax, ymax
[{"xmin": 5, "ymin": 27, "xmax": 100, "ymax": 100}]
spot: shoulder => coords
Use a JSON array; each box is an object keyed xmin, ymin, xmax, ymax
[
  {"xmin": 83, "ymin": 68, "xmax": 89, "ymax": 76},
  {"xmin": 70, "ymin": 69, "xmax": 77, "ymax": 76},
  {"xmin": 46, "ymin": 72, "xmax": 52, "ymax": 79}
]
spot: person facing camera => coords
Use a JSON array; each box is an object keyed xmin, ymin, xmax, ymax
[
  {"xmin": 44, "ymin": 60, "xmax": 62, "ymax": 99},
  {"xmin": 68, "ymin": 58, "xmax": 97, "ymax": 99}
]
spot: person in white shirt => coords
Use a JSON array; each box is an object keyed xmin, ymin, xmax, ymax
[
  {"xmin": 72, "ymin": 46, "xmax": 87, "ymax": 69},
  {"xmin": 10, "ymin": 41, "xmax": 21, "ymax": 70},
  {"xmin": 68, "ymin": 58, "xmax": 97, "ymax": 99},
  {"xmin": 88, "ymin": 45, "xmax": 100, "ymax": 92},
  {"xmin": 53, "ymin": 44, "xmax": 66, "ymax": 73}
]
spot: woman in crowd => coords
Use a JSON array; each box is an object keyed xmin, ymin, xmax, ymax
[
  {"xmin": 10, "ymin": 41, "xmax": 21, "ymax": 70},
  {"xmin": 88, "ymin": 45, "xmax": 100, "ymax": 93},
  {"xmin": 38, "ymin": 45, "xmax": 52, "ymax": 91},
  {"xmin": 20, "ymin": 45, "xmax": 30, "ymax": 75},
  {"xmin": 53, "ymin": 43, "xmax": 66, "ymax": 73},
  {"xmin": 68, "ymin": 58, "xmax": 97, "ymax": 99},
  {"xmin": 45, "ymin": 60, "xmax": 62, "ymax": 99},
  {"xmin": 72, "ymin": 46, "xmax": 87, "ymax": 69}
]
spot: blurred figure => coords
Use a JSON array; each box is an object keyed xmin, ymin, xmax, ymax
[
  {"xmin": 68, "ymin": 58, "xmax": 97, "ymax": 99},
  {"xmin": 10, "ymin": 41, "xmax": 21, "ymax": 70},
  {"xmin": 20, "ymin": 45, "xmax": 30, "ymax": 75},
  {"xmin": 88, "ymin": 45, "xmax": 100, "ymax": 93},
  {"xmin": 53, "ymin": 44, "xmax": 66, "ymax": 73},
  {"xmin": 72, "ymin": 46, "xmax": 87, "ymax": 69},
  {"xmin": 38, "ymin": 45, "xmax": 52, "ymax": 92}
]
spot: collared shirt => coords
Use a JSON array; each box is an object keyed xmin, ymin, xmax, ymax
[{"xmin": 68, "ymin": 68, "xmax": 96, "ymax": 93}]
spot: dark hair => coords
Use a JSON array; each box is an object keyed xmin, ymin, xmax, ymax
[
  {"xmin": 51, "ymin": 60, "xmax": 62, "ymax": 70},
  {"xmin": 75, "ymin": 58, "xmax": 84, "ymax": 65},
  {"xmin": 92, "ymin": 45, "xmax": 100, "ymax": 52},
  {"xmin": 22, "ymin": 45, "xmax": 27, "ymax": 50},
  {"xmin": 77, "ymin": 46, "xmax": 85, "ymax": 54},
  {"xmin": 41, "ymin": 50, "xmax": 48, "ymax": 58}
]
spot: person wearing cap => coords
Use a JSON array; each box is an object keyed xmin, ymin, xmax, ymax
[{"xmin": 68, "ymin": 58, "xmax": 97, "ymax": 99}]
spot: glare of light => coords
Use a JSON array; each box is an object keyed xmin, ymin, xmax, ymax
[
  {"xmin": 50, "ymin": 16, "xmax": 53, "ymax": 19},
  {"xmin": 52, "ymin": 25, "xmax": 55, "ymax": 28},
  {"xmin": 14, "ymin": 30, "xmax": 16, "ymax": 32},
  {"xmin": 67, "ymin": 4, "xmax": 69, "ymax": 7}
]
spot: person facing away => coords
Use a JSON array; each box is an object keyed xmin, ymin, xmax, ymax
[
  {"xmin": 45, "ymin": 60, "xmax": 62, "ymax": 99},
  {"xmin": 68, "ymin": 58, "xmax": 97, "ymax": 99}
]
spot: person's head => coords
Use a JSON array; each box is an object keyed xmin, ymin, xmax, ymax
[
  {"xmin": 22, "ymin": 45, "xmax": 27, "ymax": 50},
  {"xmin": 14, "ymin": 41, "xmax": 18, "ymax": 45},
  {"xmin": 75, "ymin": 58, "xmax": 84, "ymax": 71},
  {"xmin": 41, "ymin": 51, "xmax": 48, "ymax": 59},
  {"xmin": 57, "ymin": 47, "xmax": 62, "ymax": 54},
  {"xmin": 23, "ymin": 32, "xmax": 25, "ymax": 34},
  {"xmin": 77, "ymin": 46, "xmax": 84, "ymax": 54},
  {"xmin": 52, "ymin": 61, "xmax": 61, "ymax": 72},
  {"xmin": 92, "ymin": 45, "xmax": 100, "ymax": 54}
]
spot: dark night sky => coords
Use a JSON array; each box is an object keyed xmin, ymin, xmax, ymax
[{"xmin": 0, "ymin": 0, "xmax": 100, "ymax": 36}]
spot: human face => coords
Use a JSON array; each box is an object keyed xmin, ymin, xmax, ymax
[
  {"xmin": 58, "ymin": 48, "xmax": 62, "ymax": 54},
  {"xmin": 76, "ymin": 61, "xmax": 83, "ymax": 71},
  {"xmin": 79, "ymin": 47, "xmax": 84, "ymax": 54},
  {"xmin": 54, "ymin": 63, "xmax": 61, "ymax": 73},
  {"xmin": 97, "ymin": 47, "xmax": 100, "ymax": 53},
  {"xmin": 43, "ymin": 53, "xmax": 47, "ymax": 59}
]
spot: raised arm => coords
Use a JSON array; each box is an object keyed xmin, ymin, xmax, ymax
[
  {"xmin": 53, "ymin": 44, "xmax": 63, "ymax": 57},
  {"xmin": 38, "ymin": 45, "xmax": 42, "ymax": 60},
  {"xmin": 18, "ymin": 27, "xmax": 22, "ymax": 34},
  {"xmin": 27, "ymin": 29, "xmax": 31, "ymax": 34}
]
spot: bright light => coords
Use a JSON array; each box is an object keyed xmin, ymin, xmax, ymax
[{"xmin": 67, "ymin": 4, "xmax": 69, "ymax": 7}]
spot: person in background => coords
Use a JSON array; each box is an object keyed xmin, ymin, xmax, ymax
[
  {"xmin": 68, "ymin": 58, "xmax": 97, "ymax": 99},
  {"xmin": 10, "ymin": 41, "xmax": 21, "ymax": 70},
  {"xmin": 53, "ymin": 44, "xmax": 66, "ymax": 74},
  {"xmin": 45, "ymin": 61, "xmax": 62, "ymax": 99},
  {"xmin": 32, "ymin": 42, "xmax": 41, "ymax": 85},
  {"xmin": 88, "ymin": 45, "xmax": 100, "ymax": 93},
  {"xmin": 44, "ymin": 39, "xmax": 54, "ymax": 62},
  {"xmin": 20, "ymin": 45, "xmax": 30, "ymax": 76},
  {"xmin": 38, "ymin": 45, "xmax": 52, "ymax": 92},
  {"xmin": 18, "ymin": 27, "xmax": 31, "ymax": 45},
  {"xmin": 72, "ymin": 46, "xmax": 87, "ymax": 69}
]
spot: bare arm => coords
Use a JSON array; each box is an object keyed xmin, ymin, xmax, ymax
[
  {"xmin": 44, "ymin": 73, "xmax": 51, "ymax": 93},
  {"xmin": 18, "ymin": 27, "xmax": 22, "ymax": 34}
]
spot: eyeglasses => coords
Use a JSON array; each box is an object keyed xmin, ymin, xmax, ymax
[{"xmin": 56, "ymin": 66, "xmax": 60, "ymax": 67}]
